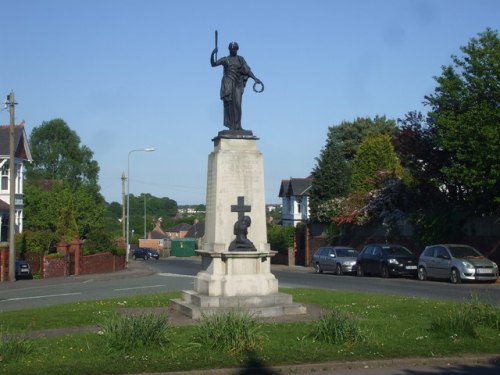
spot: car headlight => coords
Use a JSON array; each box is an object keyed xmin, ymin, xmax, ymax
[
  {"xmin": 461, "ymin": 261, "xmax": 474, "ymax": 269},
  {"xmin": 388, "ymin": 259, "xmax": 399, "ymax": 264},
  {"xmin": 493, "ymin": 263, "xmax": 498, "ymax": 269}
]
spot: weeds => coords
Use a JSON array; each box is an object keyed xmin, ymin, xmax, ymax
[
  {"xmin": 310, "ymin": 308, "xmax": 366, "ymax": 345},
  {"xmin": 99, "ymin": 313, "xmax": 171, "ymax": 352},
  {"xmin": 429, "ymin": 296, "xmax": 500, "ymax": 338},
  {"xmin": 193, "ymin": 310, "xmax": 265, "ymax": 354},
  {"xmin": 0, "ymin": 326, "xmax": 36, "ymax": 363}
]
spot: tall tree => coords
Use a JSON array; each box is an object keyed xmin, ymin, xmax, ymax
[
  {"xmin": 424, "ymin": 28, "xmax": 500, "ymax": 214},
  {"xmin": 309, "ymin": 140, "xmax": 350, "ymax": 222},
  {"xmin": 26, "ymin": 118, "xmax": 99, "ymax": 188},
  {"xmin": 327, "ymin": 116, "xmax": 398, "ymax": 162},
  {"xmin": 309, "ymin": 116, "xmax": 397, "ymax": 223},
  {"xmin": 350, "ymin": 134, "xmax": 403, "ymax": 194}
]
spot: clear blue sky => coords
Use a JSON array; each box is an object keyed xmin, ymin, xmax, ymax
[{"xmin": 1, "ymin": 0, "xmax": 498, "ymax": 205}]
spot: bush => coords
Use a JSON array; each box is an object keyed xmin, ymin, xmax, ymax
[
  {"xmin": 21, "ymin": 230, "xmax": 58, "ymax": 253},
  {"xmin": 310, "ymin": 308, "xmax": 366, "ymax": 345},
  {"xmin": 193, "ymin": 311, "xmax": 265, "ymax": 354},
  {"xmin": 99, "ymin": 313, "xmax": 171, "ymax": 352},
  {"xmin": 267, "ymin": 224, "xmax": 295, "ymax": 255}
]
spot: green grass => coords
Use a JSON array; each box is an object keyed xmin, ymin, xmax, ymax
[{"xmin": 0, "ymin": 288, "xmax": 499, "ymax": 375}]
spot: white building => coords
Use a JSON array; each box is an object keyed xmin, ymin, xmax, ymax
[
  {"xmin": 278, "ymin": 177, "xmax": 312, "ymax": 227},
  {"xmin": 0, "ymin": 122, "xmax": 32, "ymax": 240}
]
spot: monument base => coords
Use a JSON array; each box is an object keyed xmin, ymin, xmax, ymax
[
  {"xmin": 170, "ymin": 136, "xmax": 306, "ymax": 320},
  {"xmin": 170, "ymin": 251, "xmax": 307, "ymax": 320}
]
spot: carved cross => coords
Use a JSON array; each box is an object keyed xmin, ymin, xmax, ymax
[{"xmin": 231, "ymin": 196, "xmax": 251, "ymax": 221}]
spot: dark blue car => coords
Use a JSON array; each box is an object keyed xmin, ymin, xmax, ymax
[
  {"xmin": 15, "ymin": 259, "xmax": 33, "ymax": 280},
  {"xmin": 132, "ymin": 248, "xmax": 160, "ymax": 260}
]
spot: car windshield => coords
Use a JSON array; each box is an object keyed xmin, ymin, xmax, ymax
[
  {"xmin": 448, "ymin": 245, "xmax": 482, "ymax": 259},
  {"xmin": 336, "ymin": 248, "xmax": 358, "ymax": 257},
  {"xmin": 382, "ymin": 246, "xmax": 412, "ymax": 256}
]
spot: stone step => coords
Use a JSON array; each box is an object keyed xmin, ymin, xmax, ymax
[
  {"xmin": 179, "ymin": 290, "xmax": 295, "ymax": 309},
  {"xmin": 170, "ymin": 297, "xmax": 307, "ymax": 320}
]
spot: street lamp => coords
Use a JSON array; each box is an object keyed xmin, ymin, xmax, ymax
[{"xmin": 126, "ymin": 147, "xmax": 155, "ymax": 264}]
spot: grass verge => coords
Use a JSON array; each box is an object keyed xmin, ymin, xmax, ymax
[{"xmin": 0, "ymin": 288, "xmax": 499, "ymax": 375}]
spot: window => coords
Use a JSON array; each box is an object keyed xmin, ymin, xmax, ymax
[{"xmin": 1, "ymin": 164, "xmax": 8, "ymax": 191}]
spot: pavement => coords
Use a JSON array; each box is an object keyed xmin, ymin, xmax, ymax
[{"xmin": 11, "ymin": 258, "xmax": 500, "ymax": 374}]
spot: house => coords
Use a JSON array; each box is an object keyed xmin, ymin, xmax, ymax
[
  {"xmin": 165, "ymin": 222, "xmax": 192, "ymax": 239},
  {"xmin": 0, "ymin": 122, "xmax": 32, "ymax": 240},
  {"xmin": 278, "ymin": 177, "xmax": 312, "ymax": 227},
  {"xmin": 139, "ymin": 218, "xmax": 170, "ymax": 251}
]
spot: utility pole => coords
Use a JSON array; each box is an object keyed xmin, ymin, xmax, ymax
[
  {"xmin": 121, "ymin": 172, "xmax": 126, "ymax": 240},
  {"xmin": 7, "ymin": 91, "xmax": 17, "ymax": 282}
]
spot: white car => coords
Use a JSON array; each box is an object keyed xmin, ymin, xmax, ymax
[{"xmin": 418, "ymin": 244, "xmax": 498, "ymax": 284}]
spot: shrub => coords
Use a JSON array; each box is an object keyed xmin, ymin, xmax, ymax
[
  {"xmin": 310, "ymin": 308, "xmax": 366, "ymax": 345},
  {"xmin": 99, "ymin": 313, "xmax": 171, "ymax": 352},
  {"xmin": 193, "ymin": 311, "xmax": 265, "ymax": 354}
]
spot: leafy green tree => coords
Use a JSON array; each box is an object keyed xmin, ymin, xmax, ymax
[
  {"xmin": 351, "ymin": 135, "xmax": 404, "ymax": 194},
  {"xmin": 424, "ymin": 28, "xmax": 500, "ymax": 214},
  {"xmin": 327, "ymin": 116, "xmax": 398, "ymax": 161},
  {"xmin": 26, "ymin": 119, "xmax": 100, "ymax": 188},
  {"xmin": 309, "ymin": 140, "xmax": 350, "ymax": 222},
  {"xmin": 309, "ymin": 116, "xmax": 398, "ymax": 223},
  {"xmin": 24, "ymin": 180, "xmax": 105, "ymax": 240}
]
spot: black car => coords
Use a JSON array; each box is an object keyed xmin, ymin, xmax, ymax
[
  {"xmin": 356, "ymin": 244, "xmax": 418, "ymax": 278},
  {"xmin": 132, "ymin": 248, "xmax": 160, "ymax": 260},
  {"xmin": 15, "ymin": 259, "xmax": 33, "ymax": 280}
]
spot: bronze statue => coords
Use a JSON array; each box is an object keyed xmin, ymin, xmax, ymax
[
  {"xmin": 211, "ymin": 33, "xmax": 263, "ymax": 131},
  {"xmin": 229, "ymin": 215, "xmax": 256, "ymax": 251}
]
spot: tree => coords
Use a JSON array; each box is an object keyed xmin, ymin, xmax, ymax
[
  {"xmin": 26, "ymin": 119, "xmax": 99, "ymax": 188},
  {"xmin": 424, "ymin": 28, "xmax": 500, "ymax": 214},
  {"xmin": 327, "ymin": 116, "xmax": 398, "ymax": 161},
  {"xmin": 309, "ymin": 140, "xmax": 350, "ymax": 222},
  {"xmin": 309, "ymin": 116, "xmax": 398, "ymax": 223},
  {"xmin": 351, "ymin": 135, "xmax": 404, "ymax": 194}
]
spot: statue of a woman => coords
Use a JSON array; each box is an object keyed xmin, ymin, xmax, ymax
[{"xmin": 211, "ymin": 42, "xmax": 263, "ymax": 131}]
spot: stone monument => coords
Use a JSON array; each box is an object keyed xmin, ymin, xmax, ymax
[{"xmin": 171, "ymin": 34, "xmax": 306, "ymax": 319}]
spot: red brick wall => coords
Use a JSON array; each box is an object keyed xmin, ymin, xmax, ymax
[
  {"xmin": 80, "ymin": 252, "xmax": 125, "ymax": 275},
  {"xmin": 43, "ymin": 256, "xmax": 67, "ymax": 278},
  {"xmin": 0, "ymin": 247, "xmax": 9, "ymax": 281}
]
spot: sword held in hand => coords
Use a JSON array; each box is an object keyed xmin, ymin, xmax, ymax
[{"xmin": 214, "ymin": 30, "xmax": 218, "ymax": 60}]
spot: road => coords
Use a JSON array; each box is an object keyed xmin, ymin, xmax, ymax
[{"xmin": 1, "ymin": 257, "xmax": 498, "ymax": 312}]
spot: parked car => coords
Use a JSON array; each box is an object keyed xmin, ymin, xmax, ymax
[
  {"xmin": 312, "ymin": 246, "xmax": 359, "ymax": 275},
  {"xmin": 15, "ymin": 259, "xmax": 33, "ymax": 280},
  {"xmin": 132, "ymin": 248, "xmax": 160, "ymax": 260},
  {"xmin": 356, "ymin": 244, "xmax": 418, "ymax": 278},
  {"xmin": 418, "ymin": 244, "xmax": 499, "ymax": 284}
]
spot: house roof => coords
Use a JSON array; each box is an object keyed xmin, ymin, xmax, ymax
[
  {"xmin": 165, "ymin": 223, "xmax": 192, "ymax": 233},
  {"xmin": 278, "ymin": 177, "xmax": 313, "ymax": 198},
  {"xmin": 185, "ymin": 222, "xmax": 205, "ymax": 239},
  {"xmin": 0, "ymin": 199, "xmax": 10, "ymax": 210},
  {"xmin": 0, "ymin": 122, "xmax": 32, "ymax": 161}
]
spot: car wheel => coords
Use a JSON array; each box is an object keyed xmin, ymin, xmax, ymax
[
  {"xmin": 335, "ymin": 264, "xmax": 343, "ymax": 276},
  {"xmin": 315, "ymin": 263, "xmax": 323, "ymax": 274},
  {"xmin": 381, "ymin": 264, "xmax": 389, "ymax": 278},
  {"xmin": 356, "ymin": 264, "xmax": 364, "ymax": 277},
  {"xmin": 418, "ymin": 266, "xmax": 427, "ymax": 281},
  {"xmin": 450, "ymin": 268, "xmax": 462, "ymax": 284},
  {"xmin": 145, "ymin": 255, "xmax": 150, "ymax": 261},
  {"xmin": 133, "ymin": 255, "xmax": 137, "ymax": 260}
]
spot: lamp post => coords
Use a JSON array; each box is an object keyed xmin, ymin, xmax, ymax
[{"xmin": 126, "ymin": 147, "xmax": 155, "ymax": 264}]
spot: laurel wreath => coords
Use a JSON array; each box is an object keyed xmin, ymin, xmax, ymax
[{"xmin": 253, "ymin": 82, "xmax": 264, "ymax": 93}]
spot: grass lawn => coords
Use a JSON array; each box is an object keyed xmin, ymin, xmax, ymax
[{"xmin": 1, "ymin": 288, "xmax": 499, "ymax": 375}]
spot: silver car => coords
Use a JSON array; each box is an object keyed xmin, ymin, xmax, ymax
[
  {"xmin": 312, "ymin": 246, "xmax": 359, "ymax": 275},
  {"xmin": 418, "ymin": 244, "xmax": 499, "ymax": 284}
]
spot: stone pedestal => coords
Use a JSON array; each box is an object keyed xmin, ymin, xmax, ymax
[{"xmin": 171, "ymin": 135, "xmax": 306, "ymax": 319}]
